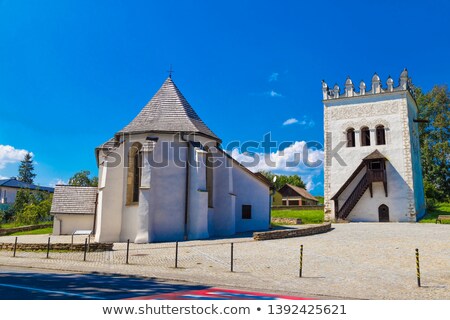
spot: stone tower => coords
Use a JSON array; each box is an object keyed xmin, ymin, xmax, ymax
[{"xmin": 323, "ymin": 69, "xmax": 426, "ymax": 222}]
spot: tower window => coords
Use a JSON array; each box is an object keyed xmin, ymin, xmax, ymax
[
  {"xmin": 126, "ymin": 142, "xmax": 142, "ymax": 205},
  {"xmin": 242, "ymin": 205, "xmax": 252, "ymax": 219},
  {"xmin": 376, "ymin": 125, "xmax": 386, "ymax": 145},
  {"xmin": 361, "ymin": 126, "xmax": 371, "ymax": 146},
  {"xmin": 346, "ymin": 128, "xmax": 355, "ymax": 147}
]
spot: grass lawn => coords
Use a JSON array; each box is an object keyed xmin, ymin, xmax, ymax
[
  {"xmin": 271, "ymin": 209, "xmax": 324, "ymax": 224},
  {"xmin": 419, "ymin": 202, "xmax": 450, "ymax": 224},
  {"xmin": 9, "ymin": 227, "xmax": 53, "ymax": 236},
  {"xmin": 0, "ymin": 221, "xmax": 51, "ymax": 229}
]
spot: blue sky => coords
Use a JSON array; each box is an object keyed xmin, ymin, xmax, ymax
[{"xmin": 0, "ymin": 0, "xmax": 449, "ymax": 195}]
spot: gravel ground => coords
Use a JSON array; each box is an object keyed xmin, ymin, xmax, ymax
[{"xmin": 0, "ymin": 223, "xmax": 449, "ymax": 299}]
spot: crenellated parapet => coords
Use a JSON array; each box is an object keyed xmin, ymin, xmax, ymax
[{"xmin": 322, "ymin": 68, "xmax": 415, "ymax": 100}]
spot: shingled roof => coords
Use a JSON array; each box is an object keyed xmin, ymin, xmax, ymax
[
  {"xmin": 279, "ymin": 184, "xmax": 318, "ymax": 201},
  {"xmin": 50, "ymin": 185, "xmax": 98, "ymax": 215},
  {"xmin": 0, "ymin": 178, "xmax": 54, "ymax": 192},
  {"xmin": 117, "ymin": 77, "xmax": 220, "ymax": 141}
]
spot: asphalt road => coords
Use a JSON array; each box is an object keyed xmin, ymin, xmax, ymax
[{"xmin": 0, "ymin": 266, "xmax": 308, "ymax": 300}]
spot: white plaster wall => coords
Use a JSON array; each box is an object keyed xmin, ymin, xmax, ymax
[
  {"xmin": 0, "ymin": 187, "xmax": 17, "ymax": 204},
  {"xmin": 209, "ymin": 154, "xmax": 235, "ymax": 237},
  {"xmin": 406, "ymin": 95, "xmax": 426, "ymax": 219},
  {"xmin": 346, "ymin": 162, "xmax": 411, "ymax": 222},
  {"xmin": 324, "ymin": 92, "xmax": 414, "ymax": 221},
  {"xmin": 233, "ymin": 164, "xmax": 270, "ymax": 233},
  {"xmin": 95, "ymin": 143, "xmax": 125, "ymax": 242},
  {"xmin": 54, "ymin": 214, "xmax": 94, "ymax": 235},
  {"xmin": 187, "ymin": 148, "xmax": 209, "ymax": 239}
]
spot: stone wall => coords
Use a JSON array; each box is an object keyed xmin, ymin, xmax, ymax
[
  {"xmin": 0, "ymin": 242, "xmax": 113, "ymax": 252},
  {"xmin": 272, "ymin": 205, "xmax": 324, "ymax": 211},
  {"xmin": 253, "ymin": 223, "xmax": 332, "ymax": 241},
  {"xmin": 0, "ymin": 223, "xmax": 53, "ymax": 236},
  {"xmin": 271, "ymin": 218, "xmax": 302, "ymax": 225}
]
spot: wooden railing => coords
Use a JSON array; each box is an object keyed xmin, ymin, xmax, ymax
[
  {"xmin": 367, "ymin": 169, "xmax": 385, "ymax": 182},
  {"xmin": 337, "ymin": 173, "xmax": 370, "ymax": 220}
]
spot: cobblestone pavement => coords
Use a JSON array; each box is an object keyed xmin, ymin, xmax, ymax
[{"xmin": 0, "ymin": 223, "xmax": 449, "ymax": 299}]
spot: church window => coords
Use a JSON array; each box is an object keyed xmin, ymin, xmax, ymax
[
  {"xmin": 242, "ymin": 205, "xmax": 252, "ymax": 219},
  {"xmin": 376, "ymin": 125, "xmax": 386, "ymax": 145},
  {"xmin": 361, "ymin": 126, "xmax": 371, "ymax": 146},
  {"xmin": 206, "ymin": 149, "xmax": 214, "ymax": 208},
  {"xmin": 346, "ymin": 128, "xmax": 355, "ymax": 147},
  {"xmin": 126, "ymin": 142, "xmax": 142, "ymax": 205}
]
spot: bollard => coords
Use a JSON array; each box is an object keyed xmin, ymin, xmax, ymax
[
  {"xmin": 231, "ymin": 243, "xmax": 234, "ymax": 272},
  {"xmin": 46, "ymin": 237, "xmax": 51, "ymax": 259},
  {"xmin": 83, "ymin": 238, "xmax": 88, "ymax": 261},
  {"xmin": 299, "ymin": 244, "xmax": 303, "ymax": 278},
  {"xmin": 175, "ymin": 241, "xmax": 179, "ymax": 268},
  {"xmin": 416, "ymin": 248, "xmax": 421, "ymax": 287},
  {"xmin": 13, "ymin": 237, "xmax": 17, "ymax": 257},
  {"xmin": 126, "ymin": 239, "xmax": 130, "ymax": 264}
]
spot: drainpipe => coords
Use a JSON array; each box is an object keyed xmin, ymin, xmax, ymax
[
  {"xmin": 181, "ymin": 133, "xmax": 190, "ymax": 240},
  {"xmin": 269, "ymin": 187, "xmax": 275, "ymax": 229}
]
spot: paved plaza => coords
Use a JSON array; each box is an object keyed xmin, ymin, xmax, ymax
[{"xmin": 0, "ymin": 223, "xmax": 449, "ymax": 299}]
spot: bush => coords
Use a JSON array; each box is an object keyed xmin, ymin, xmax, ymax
[{"xmin": 15, "ymin": 198, "xmax": 52, "ymax": 225}]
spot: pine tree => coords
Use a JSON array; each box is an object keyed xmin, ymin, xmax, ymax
[{"xmin": 18, "ymin": 152, "xmax": 36, "ymax": 184}]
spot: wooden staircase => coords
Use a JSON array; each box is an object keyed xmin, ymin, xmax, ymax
[{"xmin": 336, "ymin": 173, "xmax": 370, "ymax": 220}]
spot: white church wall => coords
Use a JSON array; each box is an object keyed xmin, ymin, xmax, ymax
[
  {"xmin": 232, "ymin": 164, "xmax": 270, "ymax": 233},
  {"xmin": 209, "ymin": 154, "xmax": 236, "ymax": 237},
  {"xmin": 95, "ymin": 144, "xmax": 126, "ymax": 242},
  {"xmin": 187, "ymin": 148, "xmax": 209, "ymax": 240},
  {"xmin": 145, "ymin": 135, "xmax": 187, "ymax": 242}
]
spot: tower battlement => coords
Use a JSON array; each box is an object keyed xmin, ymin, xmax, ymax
[{"xmin": 322, "ymin": 68, "xmax": 414, "ymax": 100}]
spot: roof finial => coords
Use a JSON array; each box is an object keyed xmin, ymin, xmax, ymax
[{"xmin": 167, "ymin": 64, "xmax": 174, "ymax": 79}]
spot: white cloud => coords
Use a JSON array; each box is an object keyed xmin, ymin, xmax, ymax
[
  {"xmin": 268, "ymin": 72, "xmax": 279, "ymax": 82},
  {"xmin": 267, "ymin": 90, "xmax": 282, "ymax": 98},
  {"xmin": 229, "ymin": 141, "xmax": 323, "ymax": 192},
  {"xmin": 283, "ymin": 118, "xmax": 299, "ymax": 126},
  {"xmin": 303, "ymin": 175, "xmax": 323, "ymax": 191},
  {"xmin": 49, "ymin": 178, "xmax": 67, "ymax": 187},
  {"xmin": 230, "ymin": 140, "xmax": 323, "ymax": 174},
  {"xmin": 283, "ymin": 116, "xmax": 315, "ymax": 128},
  {"xmin": 0, "ymin": 175, "xmax": 9, "ymax": 180},
  {"xmin": 298, "ymin": 118, "xmax": 315, "ymax": 128},
  {"xmin": 0, "ymin": 145, "xmax": 32, "ymax": 169}
]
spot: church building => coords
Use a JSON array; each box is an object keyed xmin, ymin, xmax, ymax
[
  {"xmin": 322, "ymin": 69, "xmax": 426, "ymax": 222},
  {"xmin": 51, "ymin": 77, "xmax": 272, "ymax": 243}
]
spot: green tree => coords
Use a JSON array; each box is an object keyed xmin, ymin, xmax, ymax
[
  {"xmin": 18, "ymin": 152, "xmax": 36, "ymax": 184},
  {"xmin": 15, "ymin": 195, "xmax": 52, "ymax": 225},
  {"xmin": 415, "ymin": 86, "xmax": 450, "ymax": 202},
  {"xmin": 68, "ymin": 170, "xmax": 98, "ymax": 187},
  {"xmin": 12, "ymin": 189, "xmax": 33, "ymax": 214},
  {"xmin": 259, "ymin": 171, "xmax": 306, "ymax": 190}
]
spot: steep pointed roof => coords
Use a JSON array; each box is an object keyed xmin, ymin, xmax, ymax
[{"xmin": 118, "ymin": 78, "xmax": 220, "ymax": 141}]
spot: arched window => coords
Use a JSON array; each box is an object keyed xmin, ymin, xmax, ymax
[
  {"xmin": 346, "ymin": 128, "xmax": 355, "ymax": 147},
  {"xmin": 361, "ymin": 126, "xmax": 371, "ymax": 146},
  {"xmin": 205, "ymin": 149, "xmax": 214, "ymax": 208},
  {"xmin": 376, "ymin": 125, "xmax": 386, "ymax": 145},
  {"xmin": 126, "ymin": 142, "xmax": 142, "ymax": 205}
]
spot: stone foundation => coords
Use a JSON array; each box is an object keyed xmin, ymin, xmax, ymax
[
  {"xmin": 0, "ymin": 242, "xmax": 113, "ymax": 252},
  {"xmin": 253, "ymin": 223, "xmax": 332, "ymax": 241},
  {"xmin": 271, "ymin": 218, "xmax": 302, "ymax": 225}
]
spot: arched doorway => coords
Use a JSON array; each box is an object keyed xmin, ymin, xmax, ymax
[{"xmin": 378, "ymin": 204, "xmax": 389, "ymax": 222}]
